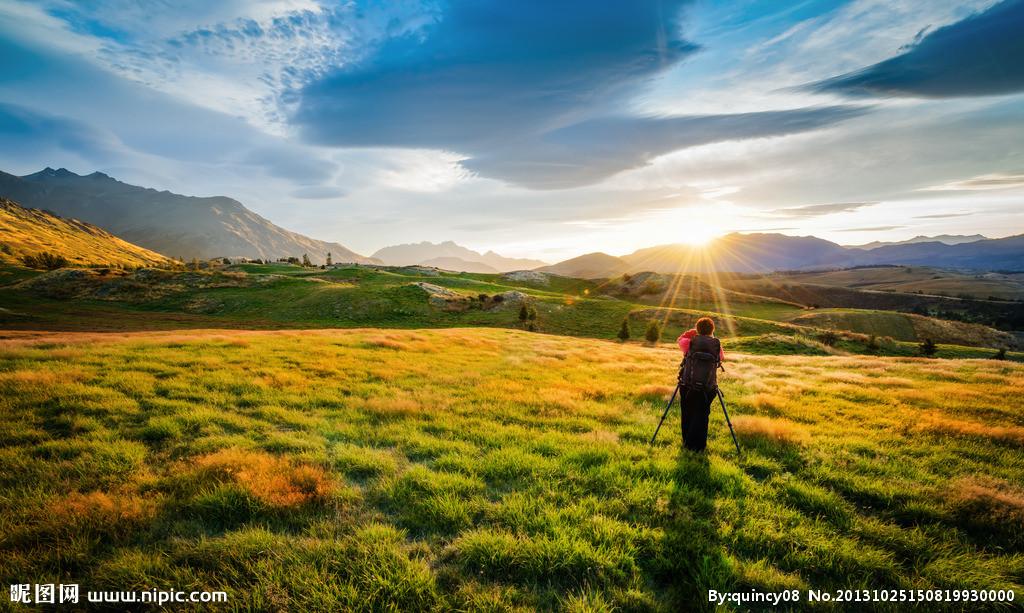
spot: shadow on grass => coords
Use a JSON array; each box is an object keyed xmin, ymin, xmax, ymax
[{"xmin": 655, "ymin": 450, "xmax": 738, "ymax": 611}]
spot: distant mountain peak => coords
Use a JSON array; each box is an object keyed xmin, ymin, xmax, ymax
[
  {"xmin": 849, "ymin": 234, "xmax": 988, "ymax": 250},
  {"xmin": 371, "ymin": 240, "xmax": 548, "ymax": 272}
]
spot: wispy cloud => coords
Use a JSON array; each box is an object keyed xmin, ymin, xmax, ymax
[
  {"xmin": 836, "ymin": 225, "xmax": 905, "ymax": 232},
  {"xmin": 913, "ymin": 212, "xmax": 973, "ymax": 219},
  {"xmin": 920, "ymin": 173, "xmax": 1024, "ymax": 192},
  {"xmin": 769, "ymin": 201, "xmax": 876, "ymax": 217}
]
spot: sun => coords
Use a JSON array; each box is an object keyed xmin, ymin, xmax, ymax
[
  {"xmin": 676, "ymin": 230, "xmax": 719, "ymax": 246},
  {"xmin": 675, "ymin": 223, "xmax": 724, "ymax": 246}
]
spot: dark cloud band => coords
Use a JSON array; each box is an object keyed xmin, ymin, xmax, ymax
[{"xmin": 810, "ymin": 0, "xmax": 1024, "ymax": 99}]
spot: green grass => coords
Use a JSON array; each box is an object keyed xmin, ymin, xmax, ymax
[
  {"xmin": 1, "ymin": 328, "xmax": 1022, "ymax": 610},
  {"xmin": 784, "ymin": 309, "xmax": 919, "ymax": 340}
]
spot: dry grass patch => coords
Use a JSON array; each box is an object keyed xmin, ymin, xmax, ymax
[
  {"xmin": 948, "ymin": 477, "xmax": 1024, "ymax": 546},
  {"xmin": 51, "ymin": 491, "xmax": 157, "ymax": 524},
  {"xmin": 913, "ymin": 413, "xmax": 1024, "ymax": 446},
  {"xmin": 732, "ymin": 416, "xmax": 809, "ymax": 446},
  {"xmin": 633, "ymin": 384, "xmax": 675, "ymax": 401},
  {"xmin": 193, "ymin": 448, "xmax": 333, "ymax": 508}
]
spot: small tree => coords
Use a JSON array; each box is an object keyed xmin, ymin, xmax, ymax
[
  {"xmin": 866, "ymin": 334, "xmax": 880, "ymax": 352},
  {"xmin": 994, "ymin": 347, "xmax": 1007, "ymax": 361},
  {"xmin": 326, "ymin": 252, "xmax": 332, "ymax": 266},
  {"xmin": 920, "ymin": 338, "xmax": 937, "ymax": 357},
  {"xmin": 617, "ymin": 318, "xmax": 630, "ymax": 341},
  {"xmin": 645, "ymin": 320, "xmax": 661, "ymax": 344},
  {"xmin": 302, "ymin": 253, "xmax": 312, "ymax": 267},
  {"xmin": 527, "ymin": 306, "xmax": 537, "ymax": 321},
  {"xmin": 518, "ymin": 303, "xmax": 529, "ymax": 322},
  {"xmin": 818, "ymin": 330, "xmax": 838, "ymax": 346}
]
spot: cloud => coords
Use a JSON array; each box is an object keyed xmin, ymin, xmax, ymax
[
  {"xmin": 770, "ymin": 201, "xmax": 876, "ymax": 217},
  {"xmin": 291, "ymin": 185, "xmax": 346, "ymax": 199},
  {"xmin": 913, "ymin": 212, "xmax": 973, "ymax": 219},
  {"xmin": 810, "ymin": 0, "xmax": 1024, "ymax": 98},
  {"xmin": 0, "ymin": 102, "xmax": 124, "ymax": 163},
  {"xmin": 463, "ymin": 106, "xmax": 868, "ymax": 189},
  {"xmin": 294, "ymin": 0, "xmax": 865, "ymax": 188},
  {"xmin": 836, "ymin": 225, "xmax": 905, "ymax": 232},
  {"xmin": 297, "ymin": 1, "xmax": 698, "ymax": 148},
  {"xmin": 920, "ymin": 173, "xmax": 1024, "ymax": 191}
]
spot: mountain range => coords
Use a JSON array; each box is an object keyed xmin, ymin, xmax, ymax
[
  {"xmin": 370, "ymin": 241, "xmax": 547, "ymax": 272},
  {"xmin": 539, "ymin": 232, "xmax": 1024, "ymax": 278},
  {"xmin": 849, "ymin": 234, "xmax": 988, "ymax": 250},
  {"xmin": 0, "ymin": 168, "xmax": 376, "ymax": 264}
]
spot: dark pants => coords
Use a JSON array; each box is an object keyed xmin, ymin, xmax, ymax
[{"xmin": 680, "ymin": 387, "xmax": 714, "ymax": 451}]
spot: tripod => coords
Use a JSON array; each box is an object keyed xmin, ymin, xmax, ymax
[{"xmin": 649, "ymin": 383, "xmax": 741, "ymax": 456}]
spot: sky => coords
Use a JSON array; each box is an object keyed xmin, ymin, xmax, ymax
[{"xmin": 0, "ymin": 0, "xmax": 1022, "ymax": 262}]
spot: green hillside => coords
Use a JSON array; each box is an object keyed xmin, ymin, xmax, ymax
[{"xmin": 1, "ymin": 262, "xmax": 1019, "ymax": 361}]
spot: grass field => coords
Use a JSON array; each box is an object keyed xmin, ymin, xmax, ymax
[{"xmin": 1, "ymin": 328, "xmax": 1022, "ymax": 611}]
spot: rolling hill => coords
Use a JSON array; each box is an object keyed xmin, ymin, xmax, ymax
[
  {"xmin": 0, "ymin": 197, "xmax": 173, "ymax": 268},
  {"xmin": 537, "ymin": 252, "xmax": 629, "ymax": 278},
  {"xmin": 781, "ymin": 266, "xmax": 1024, "ymax": 300},
  {"xmin": 0, "ymin": 168, "xmax": 376, "ymax": 264}
]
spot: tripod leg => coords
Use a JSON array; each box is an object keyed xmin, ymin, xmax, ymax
[
  {"xmin": 717, "ymin": 388, "xmax": 742, "ymax": 457},
  {"xmin": 649, "ymin": 384, "xmax": 680, "ymax": 445}
]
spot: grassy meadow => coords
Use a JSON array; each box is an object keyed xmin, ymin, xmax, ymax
[
  {"xmin": 1, "ymin": 263, "xmax": 1020, "ymax": 363},
  {"xmin": 1, "ymin": 328, "xmax": 1022, "ymax": 611}
]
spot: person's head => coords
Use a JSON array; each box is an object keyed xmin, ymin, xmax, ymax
[{"xmin": 695, "ymin": 317, "xmax": 715, "ymax": 336}]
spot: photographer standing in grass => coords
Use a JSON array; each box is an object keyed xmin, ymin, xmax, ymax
[{"xmin": 677, "ymin": 317, "xmax": 725, "ymax": 452}]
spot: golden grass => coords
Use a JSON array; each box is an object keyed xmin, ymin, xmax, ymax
[
  {"xmin": 51, "ymin": 491, "xmax": 157, "ymax": 524},
  {"xmin": 914, "ymin": 413, "xmax": 1024, "ymax": 446},
  {"xmin": 2, "ymin": 327, "xmax": 1023, "ymax": 609},
  {"xmin": 731, "ymin": 416, "xmax": 809, "ymax": 445},
  {"xmin": 193, "ymin": 448, "xmax": 333, "ymax": 508},
  {"xmin": 0, "ymin": 197, "xmax": 173, "ymax": 267},
  {"xmin": 633, "ymin": 384, "xmax": 675, "ymax": 401}
]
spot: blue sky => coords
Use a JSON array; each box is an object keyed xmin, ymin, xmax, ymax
[{"xmin": 0, "ymin": 0, "xmax": 1022, "ymax": 260}]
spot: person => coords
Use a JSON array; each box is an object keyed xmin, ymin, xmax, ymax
[{"xmin": 676, "ymin": 317, "xmax": 724, "ymax": 452}]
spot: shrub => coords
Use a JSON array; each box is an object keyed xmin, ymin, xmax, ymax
[
  {"xmin": 617, "ymin": 318, "xmax": 630, "ymax": 341},
  {"xmin": 527, "ymin": 307, "xmax": 537, "ymax": 321},
  {"xmin": 866, "ymin": 335, "xmax": 880, "ymax": 352},
  {"xmin": 817, "ymin": 330, "xmax": 838, "ymax": 346},
  {"xmin": 919, "ymin": 338, "xmax": 937, "ymax": 356},
  {"xmin": 21, "ymin": 251, "xmax": 69, "ymax": 270},
  {"xmin": 518, "ymin": 304, "xmax": 529, "ymax": 322},
  {"xmin": 644, "ymin": 320, "xmax": 661, "ymax": 344},
  {"xmin": 491, "ymin": 294, "xmax": 504, "ymax": 303},
  {"xmin": 478, "ymin": 294, "xmax": 489, "ymax": 302},
  {"xmin": 993, "ymin": 347, "xmax": 1007, "ymax": 361}
]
